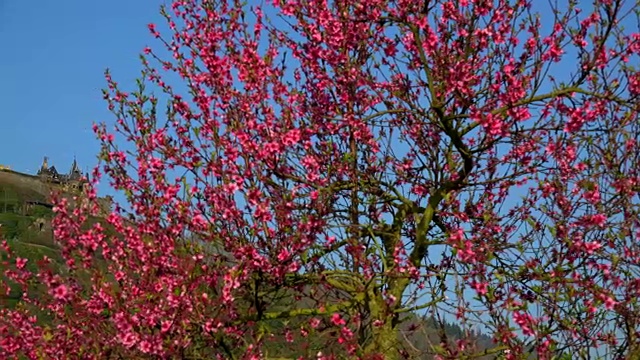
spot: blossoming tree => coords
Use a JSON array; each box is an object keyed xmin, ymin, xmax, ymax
[{"xmin": 2, "ymin": 0, "xmax": 639, "ymax": 359}]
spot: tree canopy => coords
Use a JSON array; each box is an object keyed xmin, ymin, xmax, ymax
[{"xmin": 1, "ymin": 0, "xmax": 639, "ymax": 359}]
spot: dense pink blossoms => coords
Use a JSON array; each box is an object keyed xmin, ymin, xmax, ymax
[{"xmin": 1, "ymin": 0, "xmax": 639, "ymax": 359}]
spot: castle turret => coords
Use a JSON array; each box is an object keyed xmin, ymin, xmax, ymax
[
  {"xmin": 69, "ymin": 157, "xmax": 82, "ymax": 181},
  {"xmin": 39, "ymin": 156, "xmax": 49, "ymax": 173},
  {"xmin": 33, "ymin": 156, "xmax": 86, "ymax": 188},
  {"xmin": 37, "ymin": 156, "xmax": 59, "ymax": 182}
]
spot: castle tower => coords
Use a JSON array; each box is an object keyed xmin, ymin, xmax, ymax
[
  {"xmin": 37, "ymin": 156, "xmax": 59, "ymax": 182},
  {"xmin": 37, "ymin": 156, "xmax": 49, "ymax": 177},
  {"xmin": 69, "ymin": 157, "xmax": 82, "ymax": 180}
]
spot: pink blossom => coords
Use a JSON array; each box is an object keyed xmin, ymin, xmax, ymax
[
  {"xmin": 15, "ymin": 257, "xmax": 27, "ymax": 270},
  {"xmin": 331, "ymin": 313, "xmax": 346, "ymax": 326},
  {"xmin": 52, "ymin": 284, "xmax": 69, "ymax": 301}
]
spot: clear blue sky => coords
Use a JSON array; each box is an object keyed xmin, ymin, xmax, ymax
[
  {"xmin": 0, "ymin": 0, "xmax": 164, "ymax": 196},
  {"xmin": 0, "ymin": 0, "xmax": 604, "ymax": 197}
]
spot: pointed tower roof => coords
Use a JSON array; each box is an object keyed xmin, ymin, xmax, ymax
[
  {"xmin": 37, "ymin": 156, "xmax": 49, "ymax": 175},
  {"xmin": 70, "ymin": 157, "xmax": 80, "ymax": 174},
  {"xmin": 68, "ymin": 156, "xmax": 83, "ymax": 181}
]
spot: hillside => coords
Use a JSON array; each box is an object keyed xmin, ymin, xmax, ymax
[
  {"xmin": 0, "ymin": 176, "xmax": 63, "ymax": 308},
  {"xmin": 0, "ymin": 169, "xmax": 53, "ymax": 201},
  {"xmin": 0, "ymin": 170, "xmax": 497, "ymax": 358}
]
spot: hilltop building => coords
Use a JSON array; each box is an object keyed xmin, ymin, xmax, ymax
[
  {"xmin": 0, "ymin": 157, "xmax": 113, "ymax": 216},
  {"xmin": 37, "ymin": 156, "xmax": 87, "ymax": 191}
]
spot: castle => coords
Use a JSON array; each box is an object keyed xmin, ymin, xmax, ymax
[
  {"xmin": 36, "ymin": 156, "xmax": 87, "ymax": 191},
  {"xmin": 0, "ymin": 157, "xmax": 113, "ymax": 217}
]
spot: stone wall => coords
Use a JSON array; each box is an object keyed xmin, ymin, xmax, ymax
[
  {"xmin": 0, "ymin": 169, "xmax": 53, "ymax": 200},
  {"xmin": 0, "ymin": 169, "xmax": 112, "ymax": 216}
]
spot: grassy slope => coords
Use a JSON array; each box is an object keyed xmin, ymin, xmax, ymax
[
  {"xmin": 0, "ymin": 176, "xmax": 495, "ymax": 358},
  {"xmin": 0, "ymin": 179, "xmax": 62, "ymax": 307}
]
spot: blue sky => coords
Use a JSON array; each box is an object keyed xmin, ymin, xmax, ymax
[{"xmin": 0, "ymin": 0, "xmax": 164, "ymax": 196}]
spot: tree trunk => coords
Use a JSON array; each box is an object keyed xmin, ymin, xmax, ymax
[
  {"xmin": 364, "ymin": 283, "xmax": 407, "ymax": 360},
  {"xmin": 366, "ymin": 318, "xmax": 400, "ymax": 360}
]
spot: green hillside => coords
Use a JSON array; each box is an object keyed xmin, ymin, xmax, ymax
[
  {"xmin": 0, "ymin": 174, "xmax": 497, "ymax": 358},
  {"xmin": 0, "ymin": 178, "xmax": 60, "ymax": 247},
  {"xmin": 0, "ymin": 179, "xmax": 62, "ymax": 307}
]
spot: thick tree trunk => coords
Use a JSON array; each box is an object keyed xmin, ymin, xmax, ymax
[
  {"xmin": 366, "ymin": 319, "xmax": 400, "ymax": 360},
  {"xmin": 363, "ymin": 282, "xmax": 407, "ymax": 360}
]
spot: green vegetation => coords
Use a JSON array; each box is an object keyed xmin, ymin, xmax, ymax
[
  {"xmin": 0, "ymin": 181, "xmax": 57, "ymax": 244},
  {"xmin": 0, "ymin": 179, "xmax": 62, "ymax": 308},
  {"xmin": 0, "ymin": 173, "xmax": 496, "ymax": 358}
]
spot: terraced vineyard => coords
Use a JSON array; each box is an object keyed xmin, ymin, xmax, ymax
[{"xmin": 0, "ymin": 180, "xmax": 64, "ymax": 308}]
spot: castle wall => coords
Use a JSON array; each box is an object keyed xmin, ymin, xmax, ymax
[
  {"xmin": 0, "ymin": 169, "xmax": 113, "ymax": 217},
  {"xmin": 0, "ymin": 169, "xmax": 53, "ymax": 200}
]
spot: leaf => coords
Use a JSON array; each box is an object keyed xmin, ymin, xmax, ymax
[{"xmin": 430, "ymin": 344, "xmax": 446, "ymax": 354}]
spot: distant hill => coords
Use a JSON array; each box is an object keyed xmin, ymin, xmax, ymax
[
  {"xmin": 0, "ymin": 165, "xmax": 498, "ymax": 358},
  {"xmin": 0, "ymin": 173, "xmax": 61, "ymax": 308},
  {"xmin": 0, "ymin": 160, "xmax": 112, "ymax": 308}
]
